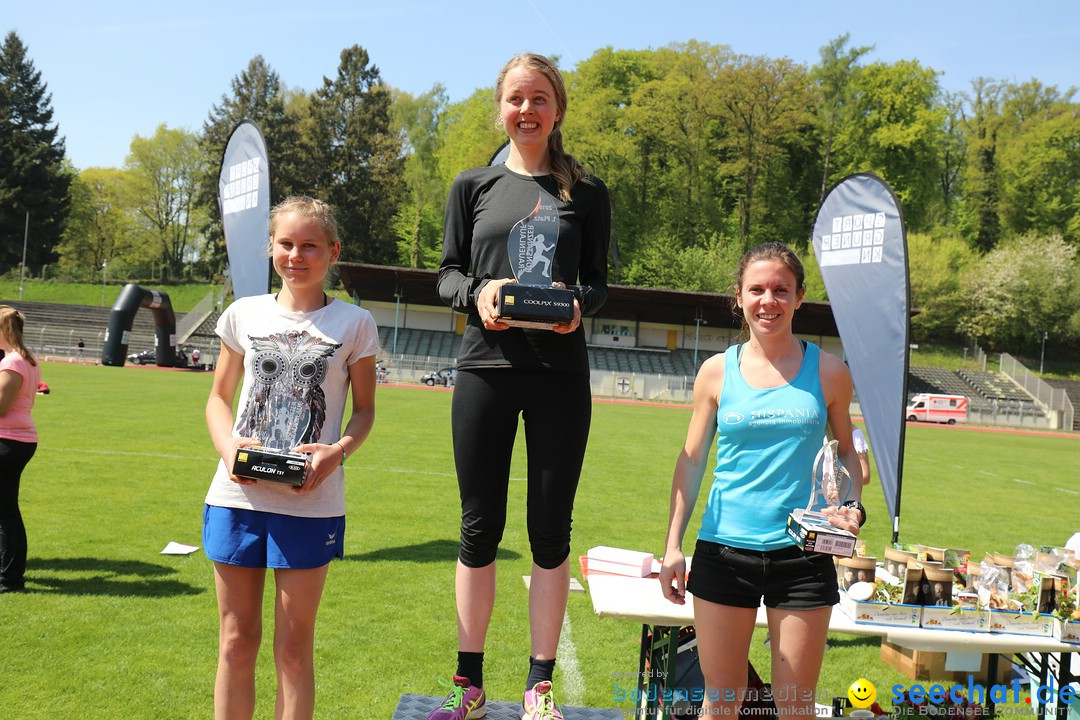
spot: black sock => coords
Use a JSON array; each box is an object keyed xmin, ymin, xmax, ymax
[
  {"xmin": 456, "ymin": 651, "xmax": 484, "ymax": 689},
  {"xmin": 526, "ymin": 656, "xmax": 556, "ymax": 690}
]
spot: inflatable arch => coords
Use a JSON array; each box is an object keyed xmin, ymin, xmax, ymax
[{"xmin": 101, "ymin": 283, "xmax": 177, "ymax": 367}]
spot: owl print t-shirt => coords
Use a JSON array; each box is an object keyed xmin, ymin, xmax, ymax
[{"xmin": 204, "ymin": 294, "xmax": 380, "ymax": 517}]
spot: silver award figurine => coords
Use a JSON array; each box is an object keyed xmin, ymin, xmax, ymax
[
  {"xmin": 786, "ymin": 438, "xmax": 857, "ymax": 556},
  {"xmin": 495, "ymin": 190, "xmax": 576, "ymax": 329}
]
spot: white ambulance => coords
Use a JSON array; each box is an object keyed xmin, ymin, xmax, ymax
[{"xmin": 905, "ymin": 393, "xmax": 969, "ymax": 424}]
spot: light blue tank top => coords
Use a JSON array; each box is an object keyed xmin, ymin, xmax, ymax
[{"xmin": 698, "ymin": 342, "xmax": 828, "ymax": 550}]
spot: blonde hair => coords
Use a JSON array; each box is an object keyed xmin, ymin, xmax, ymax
[
  {"xmin": 0, "ymin": 306, "xmax": 38, "ymax": 367},
  {"xmin": 268, "ymin": 195, "xmax": 340, "ymax": 251},
  {"xmin": 494, "ymin": 53, "xmax": 590, "ymax": 202}
]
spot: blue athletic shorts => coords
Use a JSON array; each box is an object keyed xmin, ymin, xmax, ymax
[{"xmin": 203, "ymin": 505, "xmax": 346, "ymax": 569}]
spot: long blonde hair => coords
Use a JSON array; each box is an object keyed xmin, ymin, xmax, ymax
[
  {"xmin": 494, "ymin": 53, "xmax": 590, "ymax": 202},
  {"xmin": 0, "ymin": 306, "xmax": 38, "ymax": 367}
]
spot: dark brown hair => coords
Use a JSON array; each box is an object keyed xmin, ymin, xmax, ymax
[{"xmin": 732, "ymin": 242, "xmax": 805, "ymax": 338}]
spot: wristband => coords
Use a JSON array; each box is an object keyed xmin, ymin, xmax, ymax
[
  {"xmin": 841, "ymin": 500, "xmax": 866, "ymax": 527},
  {"xmin": 334, "ymin": 442, "xmax": 346, "ymax": 465}
]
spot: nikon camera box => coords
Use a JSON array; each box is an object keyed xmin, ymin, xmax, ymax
[
  {"xmin": 233, "ymin": 447, "xmax": 309, "ymax": 486},
  {"xmin": 497, "ymin": 285, "xmax": 575, "ymax": 330},
  {"xmin": 786, "ymin": 509, "xmax": 857, "ymax": 558}
]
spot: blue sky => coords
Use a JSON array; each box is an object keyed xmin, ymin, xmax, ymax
[{"xmin": 7, "ymin": 1, "xmax": 1079, "ymax": 171}]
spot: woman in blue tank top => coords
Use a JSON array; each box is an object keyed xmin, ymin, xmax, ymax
[{"xmin": 659, "ymin": 242, "xmax": 865, "ymax": 719}]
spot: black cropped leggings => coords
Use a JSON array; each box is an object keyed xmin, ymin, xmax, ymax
[{"xmin": 451, "ymin": 368, "xmax": 591, "ymax": 570}]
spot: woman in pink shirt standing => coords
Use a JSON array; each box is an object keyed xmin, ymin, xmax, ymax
[{"xmin": 0, "ymin": 306, "xmax": 41, "ymax": 594}]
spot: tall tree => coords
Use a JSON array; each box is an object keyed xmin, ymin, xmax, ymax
[
  {"xmin": 57, "ymin": 167, "xmax": 149, "ymax": 280},
  {"xmin": 957, "ymin": 78, "xmax": 1003, "ymax": 251},
  {"xmin": 712, "ymin": 53, "xmax": 817, "ymax": 247},
  {"xmin": 0, "ymin": 31, "xmax": 71, "ymax": 271},
  {"xmin": 812, "ymin": 34, "xmax": 873, "ymax": 202},
  {"xmin": 125, "ymin": 125, "xmax": 207, "ymax": 279},
  {"xmin": 200, "ymin": 56, "xmax": 307, "ymax": 271},
  {"xmin": 626, "ymin": 43, "xmax": 730, "ymax": 252},
  {"xmin": 391, "ymin": 84, "xmax": 448, "ymax": 268},
  {"xmin": 833, "ymin": 59, "xmax": 945, "ymax": 230},
  {"xmin": 564, "ymin": 47, "xmax": 658, "ymax": 274},
  {"xmin": 310, "ymin": 45, "xmax": 404, "ymax": 264},
  {"xmin": 996, "ymin": 82, "xmax": 1080, "ymax": 243},
  {"xmin": 937, "ymin": 92, "xmax": 967, "ymax": 226}
]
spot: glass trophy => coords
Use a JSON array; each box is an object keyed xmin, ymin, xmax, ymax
[
  {"xmin": 495, "ymin": 190, "xmax": 576, "ymax": 329},
  {"xmin": 785, "ymin": 438, "xmax": 857, "ymax": 557}
]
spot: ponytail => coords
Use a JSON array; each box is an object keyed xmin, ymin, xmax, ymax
[{"xmin": 0, "ymin": 306, "xmax": 37, "ymax": 367}]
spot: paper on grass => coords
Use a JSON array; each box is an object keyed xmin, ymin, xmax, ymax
[
  {"xmin": 161, "ymin": 541, "xmax": 200, "ymax": 555},
  {"xmin": 522, "ymin": 576, "xmax": 585, "ymax": 593}
]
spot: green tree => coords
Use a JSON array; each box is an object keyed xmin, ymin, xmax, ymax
[
  {"xmin": 0, "ymin": 31, "xmax": 71, "ymax": 271},
  {"xmin": 937, "ymin": 92, "xmax": 967, "ymax": 227},
  {"xmin": 125, "ymin": 125, "xmax": 208, "ymax": 280},
  {"xmin": 391, "ymin": 85, "xmax": 448, "ymax": 268},
  {"xmin": 834, "ymin": 60, "xmax": 945, "ymax": 230},
  {"xmin": 956, "ymin": 78, "xmax": 1003, "ymax": 251},
  {"xmin": 199, "ymin": 56, "xmax": 308, "ymax": 271},
  {"xmin": 812, "ymin": 34, "xmax": 873, "ymax": 202},
  {"xmin": 995, "ymin": 82, "xmax": 1080, "ymax": 242},
  {"xmin": 906, "ymin": 231, "xmax": 976, "ymax": 343},
  {"xmin": 564, "ymin": 47, "xmax": 659, "ymax": 274},
  {"xmin": 623, "ymin": 43, "xmax": 729, "ymax": 252},
  {"xmin": 57, "ymin": 167, "xmax": 149, "ymax": 280},
  {"xmin": 435, "ymin": 87, "xmax": 505, "ymax": 188},
  {"xmin": 310, "ymin": 45, "xmax": 405, "ymax": 264},
  {"xmin": 957, "ymin": 233, "xmax": 1077, "ymax": 352},
  {"xmin": 712, "ymin": 54, "xmax": 818, "ymax": 248},
  {"xmin": 621, "ymin": 232, "xmax": 742, "ymax": 293}
]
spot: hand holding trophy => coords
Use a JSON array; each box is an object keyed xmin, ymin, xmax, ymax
[
  {"xmin": 494, "ymin": 193, "xmax": 576, "ymax": 330},
  {"xmin": 786, "ymin": 437, "xmax": 858, "ymax": 557}
]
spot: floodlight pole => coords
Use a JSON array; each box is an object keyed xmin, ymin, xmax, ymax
[
  {"xmin": 693, "ymin": 307, "xmax": 703, "ymax": 372},
  {"xmin": 1039, "ymin": 331, "xmax": 1048, "ymax": 376},
  {"xmin": 18, "ymin": 212, "xmax": 29, "ymax": 301},
  {"xmin": 393, "ymin": 284, "xmax": 402, "ymax": 355},
  {"xmin": 101, "ymin": 260, "xmax": 108, "ymax": 306}
]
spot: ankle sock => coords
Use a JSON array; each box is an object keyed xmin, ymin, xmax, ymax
[
  {"xmin": 456, "ymin": 651, "xmax": 484, "ymax": 689},
  {"xmin": 526, "ymin": 656, "xmax": 556, "ymax": 690}
]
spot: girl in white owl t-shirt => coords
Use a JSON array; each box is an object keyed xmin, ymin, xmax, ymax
[{"xmin": 204, "ymin": 196, "xmax": 378, "ymax": 720}]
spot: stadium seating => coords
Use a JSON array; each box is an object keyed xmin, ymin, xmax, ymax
[{"xmin": 1044, "ymin": 378, "xmax": 1080, "ymax": 431}]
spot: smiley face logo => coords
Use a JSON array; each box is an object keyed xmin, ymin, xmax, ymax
[{"xmin": 848, "ymin": 678, "xmax": 876, "ymax": 709}]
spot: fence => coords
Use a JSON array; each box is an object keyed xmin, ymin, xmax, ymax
[
  {"xmin": 376, "ymin": 352, "xmax": 697, "ymax": 402},
  {"xmin": 970, "ymin": 341, "xmax": 988, "ymax": 370},
  {"xmin": 176, "ymin": 290, "xmax": 216, "ymax": 344},
  {"xmin": 999, "ymin": 352, "xmax": 1074, "ymax": 431}
]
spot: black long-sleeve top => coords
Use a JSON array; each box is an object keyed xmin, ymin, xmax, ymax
[{"xmin": 437, "ymin": 164, "xmax": 610, "ymax": 375}]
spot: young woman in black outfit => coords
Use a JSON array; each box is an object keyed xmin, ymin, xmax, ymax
[{"xmin": 427, "ymin": 52, "xmax": 610, "ymax": 720}]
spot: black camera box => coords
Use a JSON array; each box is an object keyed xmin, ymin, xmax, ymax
[
  {"xmin": 497, "ymin": 285, "xmax": 575, "ymax": 329},
  {"xmin": 233, "ymin": 447, "xmax": 309, "ymax": 486}
]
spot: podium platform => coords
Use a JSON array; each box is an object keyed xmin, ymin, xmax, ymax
[{"xmin": 391, "ymin": 694, "xmax": 622, "ymax": 719}]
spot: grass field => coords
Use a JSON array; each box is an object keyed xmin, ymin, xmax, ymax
[{"xmin": 0, "ymin": 362, "xmax": 1077, "ymax": 719}]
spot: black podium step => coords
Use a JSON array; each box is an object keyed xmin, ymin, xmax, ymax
[{"xmin": 391, "ymin": 693, "xmax": 622, "ymax": 719}]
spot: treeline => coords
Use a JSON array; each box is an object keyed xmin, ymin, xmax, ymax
[{"xmin": 2, "ymin": 32, "xmax": 1079, "ymax": 355}]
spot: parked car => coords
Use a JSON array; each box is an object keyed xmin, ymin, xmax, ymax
[
  {"xmin": 127, "ymin": 349, "xmax": 155, "ymax": 365},
  {"xmin": 421, "ymin": 367, "xmax": 456, "ymax": 387},
  {"xmin": 127, "ymin": 349, "xmax": 188, "ymax": 368}
]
